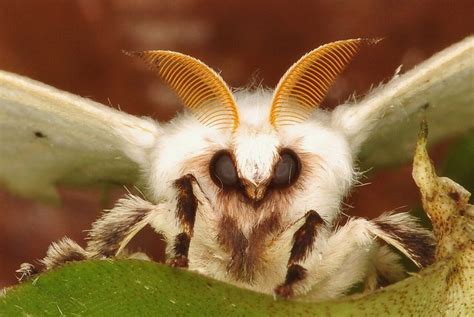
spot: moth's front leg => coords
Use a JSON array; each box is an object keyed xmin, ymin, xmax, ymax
[
  {"xmin": 89, "ymin": 173, "xmax": 201, "ymax": 269},
  {"xmin": 168, "ymin": 174, "xmax": 199, "ymax": 268},
  {"xmin": 86, "ymin": 196, "xmax": 161, "ymax": 258},
  {"xmin": 274, "ymin": 212, "xmax": 434, "ymax": 300},
  {"xmin": 274, "ymin": 216, "xmax": 385, "ymax": 299},
  {"xmin": 16, "ymin": 195, "xmax": 161, "ymax": 281},
  {"xmin": 18, "ymin": 173, "xmax": 202, "ymax": 281},
  {"xmin": 294, "ymin": 218, "xmax": 388, "ymax": 300},
  {"xmin": 16, "ymin": 195, "xmax": 164, "ymax": 281},
  {"xmin": 274, "ymin": 210, "xmax": 327, "ymax": 298}
]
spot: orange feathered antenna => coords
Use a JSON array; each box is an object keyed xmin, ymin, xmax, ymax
[
  {"xmin": 270, "ymin": 38, "xmax": 380, "ymax": 128},
  {"xmin": 127, "ymin": 50, "xmax": 239, "ymax": 131}
]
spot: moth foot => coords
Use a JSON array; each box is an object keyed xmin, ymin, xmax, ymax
[
  {"xmin": 169, "ymin": 255, "xmax": 189, "ymax": 268},
  {"xmin": 16, "ymin": 262, "xmax": 38, "ymax": 282},
  {"xmin": 274, "ymin": 284, "xmax": 294, "ymax": 299},
  {"xmin": 275, "ymin": 264, "xmax": 307, "ymax": 299}
]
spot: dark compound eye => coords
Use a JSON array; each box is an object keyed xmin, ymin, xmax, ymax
[
  {"xmin": 271, "ymin": 149, "xmax": 300, "ymax": 187},
  {"xmin": 210, "ymin": 150, "xmax": 239, "ymax": 188}
]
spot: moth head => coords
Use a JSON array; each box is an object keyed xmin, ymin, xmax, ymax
[
  {"xmin": 131, "ymin": 39, "xmax": 377, "ymax": 226},
  {"xmin": 208, "ymin": 122, "xmax": 303, "ymax": 203}
]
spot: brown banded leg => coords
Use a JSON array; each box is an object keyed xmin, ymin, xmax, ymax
[
  {"xmin": 41, "ymin": 237, "xmax": 88, "ymax": 268},
  {"xmin": 86, "ymin": 195, "xmax": 156, "ymax": 258},
  {"xmin": 372, "ymin": 214, "xmax": 435, "ymax": 268},
  {"xmin": 275, "ymin": 210, "xmax": 325, "ymax": 298},
  {"xmin": 169, "ymin": 174, "xmax": 198, "ymax": 268}
]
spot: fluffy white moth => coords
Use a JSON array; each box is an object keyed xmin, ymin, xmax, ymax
[{"xmin": 1, "ymin": 37, "xmax": 473, "ymax": 300}]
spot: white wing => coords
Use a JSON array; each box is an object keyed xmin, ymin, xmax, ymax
[
  {"xmin": 332, "ymin": 36, "xmax": 474, "ymax": 168},
  {"xmin": 0, "ymin": 70, "xmax": 160, "ymax": 202}
]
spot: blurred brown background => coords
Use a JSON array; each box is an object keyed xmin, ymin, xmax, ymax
[{"xmin": 0, "ymin": 0, "xmax": 473, "ymax": 288}]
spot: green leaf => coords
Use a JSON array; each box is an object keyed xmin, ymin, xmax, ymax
[{"xmin": 1, "ymin": 255, "xmax": 471, "ymax": 317}]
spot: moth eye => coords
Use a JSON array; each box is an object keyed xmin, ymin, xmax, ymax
[
  {"xmin": 210, "ymin": 150, "xmax": 239, "ymax": 188},
  {"xmin": 271, "ymin": 149, "xmax": 300, "ymax": 187}
]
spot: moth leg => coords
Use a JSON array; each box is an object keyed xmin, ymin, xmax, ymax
[
  {"xmin": 274, "ymin": 210, "xmax": 326, "ymax": 299},
  {"xmin": 279, "ymin": 217, "xmax": 384, "ymax": 300},
  {"xmin": 369, "ymin": 212, "xmax": 435, "ymax": 268},
  {"xmin": 294, "ymin": 213, "xmax": 435, "ymax": 300},
  {"xmin": 16, "ymin": 237, "xmax": 87, "ymax": 281},
  {"xmin": 41, "ymin": 237, "xmax": 88, "ymax": 268},
  {"xmin": 168, "ymin": 174, "xmax": 199, "ymax": 268},
  {"xmin": 17, "ymin": 194, "xmax": 180, "ymax": 280},
  {"xmin": 86, "ymin": 194, "xmax": 176, "ymax": 258},
  {"xmin": 16, "ymin": 263, "xmax": 39, "ymax": 282},
  {"xmin": 361, "ymin": 212, "xmax": 435, "ymax": 292},
  {"xmin": 363, "ymin": 244, "xmax": 406, "ymax": 293}
]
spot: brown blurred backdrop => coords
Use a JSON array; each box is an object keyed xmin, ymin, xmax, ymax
[{"xmin": 0, "ymin": 0, "xmax": 473, "ymax": 288}]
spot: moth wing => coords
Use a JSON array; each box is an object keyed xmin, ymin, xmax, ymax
[
  {"xmin": 333, "ymin": 35, "xmax": 474, "ymax": 169},
  {"xmin": 0, "ymin": 70, "xmax": 160, "ymax": 202}
]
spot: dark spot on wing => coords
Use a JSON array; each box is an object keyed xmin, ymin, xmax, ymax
[{"xmin": 34, "ymin": 131, "xmax": 46, "ymax": 138}]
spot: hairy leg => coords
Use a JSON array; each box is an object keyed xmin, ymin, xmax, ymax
[
  {"xmin": 87, "ymin": 174, "xmax": 202, "ymax": 265},
  {"xmin": 86, "ymin": 194, "xmax": 168, "ymax": 258},
  {"xmin": 274, "ymin": 210, "xmax": 327, "ymax": 298},
  {"xmin": 16, "ymin": 175, "xmax": 199, "ymax": 280},
  {"xmin": 363, "ymin": 245, "xmax": 406, "ymax": 293},
  {"xmin": 275, "ymin": 212, "xmax": 434, "ymax": 299},
  {"xmin": 168, "ymin": 174, "xmax": 199, "ymax": 267},
  {"xmin": 369, "ymin": 213, "xmax": 435, "ymax": 268},
  {"xmin": 16, "ymin": 237, "xmax": 88, "ymax": 281}
]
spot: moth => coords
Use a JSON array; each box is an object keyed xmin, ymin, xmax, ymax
[{"xmin": 2, "ymin": 36, "xmax": 473, "ymax": 301}]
